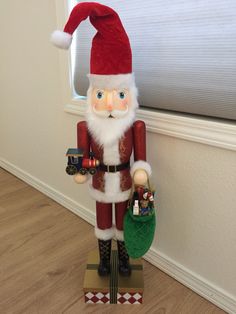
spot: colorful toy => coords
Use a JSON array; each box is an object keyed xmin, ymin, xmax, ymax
[
  {"xmin": 133, "ymin": 199, "xmax": 140, "ymax": 216},
  {"xmin": 140, "ymin": 188, "xmax": 154, "ymax": 216},
  {"xmin": 132, "ymin": 187, "xmax": 154, "ymax": 216},
  {"xmin": 65, "ymin": 148, "xmax": 100, "ymax": 176}
]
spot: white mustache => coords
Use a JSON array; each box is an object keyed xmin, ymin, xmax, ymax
[{"xmin": 92, "ymin": 105, "xmax": 129, "ymax": 118}]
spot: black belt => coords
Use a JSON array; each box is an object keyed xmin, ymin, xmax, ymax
[{"xmin": 99, "ymin": 161, "xmax": 130, "ymax": 173}]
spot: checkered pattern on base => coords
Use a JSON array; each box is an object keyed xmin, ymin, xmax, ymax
[
  {"xmin": 83, "ymin": 250, "xmax": 144, "ymax": 304},
  {"xmin": 117, "ymin": 292, "xmax": 143, "ymax": 304},
  {"xmin": 85, "ymin": 292, "xmax": 110, "ymax": 304}
]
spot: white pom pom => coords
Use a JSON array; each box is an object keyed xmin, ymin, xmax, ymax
[{"xmin": 50, "ymin": 30, "xmax": 72, "ymax": 49}]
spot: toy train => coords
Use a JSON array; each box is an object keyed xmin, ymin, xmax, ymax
[{"xmin": 66, "ymin": 148, "xmax": 100, "ymax": 176}]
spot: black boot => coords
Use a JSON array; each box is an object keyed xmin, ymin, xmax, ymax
[
  {"xmin": 117, "ymin": 240, "xmax": 131, "ymax": 276},
  {"xmin": 97, "ymin": 239, "xmax": 111, "ymax": 276}
]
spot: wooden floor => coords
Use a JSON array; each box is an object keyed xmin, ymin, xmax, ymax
[{"xmin": 0, "ymin": 168, "xmax": 226, "ymax": 314}]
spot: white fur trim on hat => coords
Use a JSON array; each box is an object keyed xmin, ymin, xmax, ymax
[
  {"xmin": 87, "ymin": 73, "xmax": 137, "ymax": 90},
  {"xmin": 50, "ymin": 30, "xmax": 72, "ymax": 49},
  {"xmin": 130, "ymin": 160, "xmax": 152, "ymax": 178},
  {"xmin": 95, "ymin": 226, "xmax": 114, "ymax": 240},
  {"xmin": 115, "ymin": 228, "xmax": 124, "ymax": 241}
]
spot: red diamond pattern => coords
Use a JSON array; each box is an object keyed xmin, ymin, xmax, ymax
[
  {"xmin": 117, "ymin": 292, "xmax": 143, "ymax": 304},
  {"xmin": 101, "ymin": 296, "xmax": 110, "ymax": 303},
  {"xmin": 85, "ymin": 292, "xmax": 110, "ymax": 304},
  {"xmin": 85, "ymin": 291, "xmax": 143, "ymax": 304},
  {"xmin": 118, "ymin": 296, "xmax": 126, "ymax": 304},
  {"xmin": 128, "ymin": 296, "xmax": 136, "ymax": 304}
]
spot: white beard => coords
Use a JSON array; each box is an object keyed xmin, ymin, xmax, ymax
[{"xmin": 86, "ymin": 85, "xmax": 139, "ymax": 146}]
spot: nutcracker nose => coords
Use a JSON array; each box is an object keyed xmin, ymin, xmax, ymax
[{"xmin": 107, "ymin": 92, "xmax": 113, "ymax": 111}]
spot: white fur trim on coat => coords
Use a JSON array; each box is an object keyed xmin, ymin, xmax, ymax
[
  {"xmin": 50, "ymin": 30, "xmax": 72, "ymax": 49},
  {"xmin": 130, "ymin": 160, "xmax": 152, "ymax": 178},
  {"xmin": 115, "ymin": 228, "xmax": 124, "ymax": 241},
  {"xmin": 89, "ymin": 182, "xmax": 131, "ymax": 203},
  {"xmin": 95, "ymin": 226, "xmax": 115, "ymax": 240},
  {"xmin": 87, "ymin": 73, "xmax": 136, "ymax": 90},
  {"xmin": 89, "ymin": 184, "xmax": 131, "ymax": 203},
  {"xmin": 88, "ymin": 166, "xmax": 131, "ymax": 203}
]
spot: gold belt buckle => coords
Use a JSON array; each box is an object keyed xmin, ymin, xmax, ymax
[{"xmin": 107, "ymin": 165, "xmax": 117, "ymax": 172}]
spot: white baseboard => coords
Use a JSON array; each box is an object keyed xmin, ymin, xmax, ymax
[
  {"xmin": 144, "ymin": 249, "xmax": 236, "ymax": 313},
  {"xmin": 0, "ymin": 158, "xmax": 235, "ymax": 314}
]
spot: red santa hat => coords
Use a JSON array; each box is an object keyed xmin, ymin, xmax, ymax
[{"xmin": 51, "ymin": 2, "xmax": 134, "ymax": 88}]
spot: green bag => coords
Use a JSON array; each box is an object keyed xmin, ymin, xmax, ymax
[{"xmin": 124, "ymin": 185, "xmax": 156, "ymax": 259}]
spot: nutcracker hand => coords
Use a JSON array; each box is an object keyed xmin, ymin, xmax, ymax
[
  {"xmin": 74, "ymin": 173, "xmax": 88, "ymax": 184},
  {"xmin": 133, "ymin": 169, "xmax": 148, "ymax": 186}
]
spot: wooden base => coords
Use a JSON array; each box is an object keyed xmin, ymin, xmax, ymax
[{"xmin": 83, "ymin": 248, "xmax": 144, "ymax": 304}]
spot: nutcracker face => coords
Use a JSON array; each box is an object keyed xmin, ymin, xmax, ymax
[{"xmin": 91, "ymin": 88, "xmax": 131, "ymax": 119}]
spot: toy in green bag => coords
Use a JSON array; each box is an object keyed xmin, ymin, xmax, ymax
[{"xmin": 124, "ymin": 183, "xmax": 156, "ymax": 259}]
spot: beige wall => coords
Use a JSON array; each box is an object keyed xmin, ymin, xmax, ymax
[
  {"xmin": 0, "ymin": 1, "xmax": 236, "ymax": 311},
  {"xmin": 148, "ymin": 133, "xmax": 236, "ymax": 293}
]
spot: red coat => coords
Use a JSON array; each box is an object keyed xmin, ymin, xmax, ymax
[{"xmin": 77, "ymin": 120, "xmax": 149, "ymax": 203}]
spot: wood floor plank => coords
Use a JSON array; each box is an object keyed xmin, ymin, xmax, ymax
[{"xmin": 0, "ymin": 168, "xmax": 226, "ymax": 314}]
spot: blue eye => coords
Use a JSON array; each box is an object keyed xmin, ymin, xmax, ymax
[
  {"xmin": 119, "ymin": 91, "xmax": 125, "ymax": 99},
  {"xmin": 96, "ymin": 91, "xmax": 103, "ymax": 99}
]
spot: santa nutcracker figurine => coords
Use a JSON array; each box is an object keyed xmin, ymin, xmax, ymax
[{"xmin": 51, "ymin": 2, "xmax": 151, "ymax": 277}]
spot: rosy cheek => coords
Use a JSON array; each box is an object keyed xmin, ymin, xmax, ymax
[
  {"xmin": 93, "ymin": 102, "xmax": 104, "ymax": 111},
  {"xmin": 121, "ymin": 100, "xmax": 128, "ymax": 108}
]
